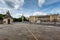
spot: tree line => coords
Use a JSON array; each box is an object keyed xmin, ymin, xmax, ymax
[
  {"xmin": 0, "ymin": 14, "xmax": 29, "ymax": 22},
  {"xmin": 13, "ymin": 16, "xmax": 29, "ymax": 22}
]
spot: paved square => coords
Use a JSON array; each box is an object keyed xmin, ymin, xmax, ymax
[{"xmin": 0, "ymin": 23, "xmax": 60, "ymax": 40}]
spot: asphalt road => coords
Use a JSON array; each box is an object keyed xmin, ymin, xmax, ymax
[{"xmin": 0, "ymin": 23, "xmax": 60, "ymax": 40}]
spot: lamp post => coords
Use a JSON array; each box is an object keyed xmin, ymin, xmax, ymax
[{"xmin": 22, "ymin": 14, "xmax": 24, "ymax": 22}]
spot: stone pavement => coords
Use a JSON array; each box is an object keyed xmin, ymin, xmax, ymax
[{"xmin": 0, "ymin": 23, "xmax": 60, "ymax": 40}]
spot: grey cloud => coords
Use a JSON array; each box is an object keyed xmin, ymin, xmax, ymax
[
  {"xmin": 0, "ymin": 0, "xmax": 24, "ymax": 9},
  {"xmin": 4, "ymin": 0, "xmax": 15, "ymax": 8}
]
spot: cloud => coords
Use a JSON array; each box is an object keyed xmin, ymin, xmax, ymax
[
  {"xmin": 0, "ymin": 0, "xmax": 24, "ymax": 10},
  {"xmin": 38, "ymin": 0, "xmax": 60, "ymax": 7},
  {"xmin": 50, "ymin": 7, "xmax": 60, "ymax": 14},
  {"xmin": 0, "ymin": 7, "xmax": 11, "ymax": 10},
  {"xmin": 44, "ymin": 0, "xmax": 60, "ymax": 6},
  {"xmin": 0, "ymin": 0, "xmax": 5, "ymax": 4},
  {"xmin": 33, "ymin": 11, "xmax": 47, "ymax": 16},
  {"xmin": 14, "ymin": 5, "xmax": 20, "ymax": 10},
  {"xmin": 12, "ymin": 13, "xmax": 22, "ymax": 18},
  {"xmin": 38, "ymin": 0, "xmax": 45, "ymax": 7},
  {"xmin": 0, "ymin": 0, "xmax": 24, "ymax": 18},
  {"xmin": 0, "ymin": 7, "xmax": 11, "ymax": 14},
  {"xmin": 12, "ymin": 13, "xmax": 30, "ymax": 18},
  {"xmin": 24, "ymin": 14, "xmax": 31, "ymax": 17}
]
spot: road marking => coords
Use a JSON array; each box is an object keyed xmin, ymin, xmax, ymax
[{"xmin": 25, "ymin": 26, "xmax": 38, "ymax": 40}]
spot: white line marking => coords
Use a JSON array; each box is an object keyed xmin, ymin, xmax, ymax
[{"xmin": 25, "ymin": 26, "xmax": 39, "ymax": 40}]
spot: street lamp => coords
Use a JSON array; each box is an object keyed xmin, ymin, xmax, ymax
[{"xmin": 22, "ymin": 14, "xmax": 24, "ymax": 22}]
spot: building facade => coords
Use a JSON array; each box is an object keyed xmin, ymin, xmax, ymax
[
  {"xmin": 29, "ymin": 14, "xmax": 60, "ymax": 23},
  {"xmin": 3, "ymin": 11, "xmax": 13, "ymax": 24}
]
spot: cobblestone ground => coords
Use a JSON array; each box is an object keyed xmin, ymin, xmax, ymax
[{"xmin": 0, "ymin": 23, "xmax": 60, "ymax": 40}]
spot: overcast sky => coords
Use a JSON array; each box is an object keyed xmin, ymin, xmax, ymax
[{"xmin": 0, "ymin": 0, "xmax": 60, "ymax": 18}]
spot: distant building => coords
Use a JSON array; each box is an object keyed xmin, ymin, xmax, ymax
[
  {"xmin": 29, "ymin": 14, "xmax": 60, "ymax": 23},
  {"xmin": 3, "ymin": 11, "xmax": 13, "ymax": 24}
]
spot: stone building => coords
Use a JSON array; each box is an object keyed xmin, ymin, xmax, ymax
[
  {"xmin": 29, "ymin": 14, "xmax": 60, "ymax": 23},
  {"xmin": 3, "ymin": 11, "xmax": 13, "ymax": 24}
]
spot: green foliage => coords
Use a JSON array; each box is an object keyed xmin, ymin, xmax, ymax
[
  {"xmin": 13, "ymin": 16, "xmax": 28, "ymax": 22},
  {"xmin": 0, "ymin": 14, "xmax": 4, "ymax": 20},
  {"xmin": 21, "ymin": 16, "xmax": 28, "ymax": 21},
  {"xmin": 13, "ymin": 18, "xmax": 19, "ymax": 22},
  {"xmin": 0, "ymin": 14, "xmax": 28, "ymax": 22},
  {"xmin": 18, "ymin": 18, "xmax": 22, "ymax": 22},
  {"xmin": 13, "ymin": 18, "xmax": 22, "ymax": 22}
]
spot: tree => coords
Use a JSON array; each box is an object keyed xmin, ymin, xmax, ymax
[
  {"xmin": 20, "ymin": 16, "xmax": 28, "ymax": 22},
  {"xmin": 13, "ymin": 18, "xmax": 19, "ymax": 22},
  {"xmin": 13, "ymin": 16, "xmax": 29, "ymax": 22},
  {"xmin": 18, "ymin": 18, "xmax": 22, "ymax": 22},
  {"xmin": 0, "ymin": 14, "xmax": 3, "ymax": 20},
  {"xmin": 13, "ymin": 18, "xmax": 22, "ymax": 22},
  {"xmin": 0, "ymin": 14, "xmax": 4, "ymax": 24}
]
